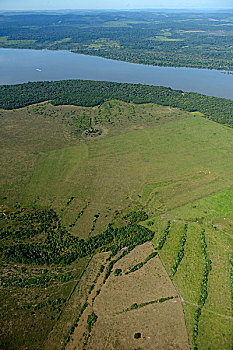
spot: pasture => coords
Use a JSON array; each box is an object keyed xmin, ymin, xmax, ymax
[{"xmin": 0, "ymin": 100, "xmax": 232, "ymax": 349}]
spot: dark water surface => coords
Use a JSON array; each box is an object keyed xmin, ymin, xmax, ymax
[{"xmin": 0, "ymin": 48, "xmax": 232, "ymax": 100}]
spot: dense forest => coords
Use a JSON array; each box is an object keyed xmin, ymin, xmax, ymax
[
  {"xmin": 0, "ymin": 79, "xmax": 233, "ymax": 127},
  {"xmin": 0, "ymin": 10, "xmax": 233, "ymax": 70},
  {"xmin": 0, "ymin": 207, "xmax": 153, "ymax": 265}
]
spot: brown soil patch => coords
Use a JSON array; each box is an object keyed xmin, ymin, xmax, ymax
[
  {"xmin": 67, "ymin": 242, "xmax": 189, "ymax": 349},
  {"xmin": 89, "ymin": 301, "xmax": 188, "ymax": 350},
  {"xmin": 45, "ymin": 253, "xmax": 109, "ymax": 350}
]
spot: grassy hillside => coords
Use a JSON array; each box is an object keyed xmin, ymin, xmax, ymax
[
  {"xmin": 24, "ymin": 115, "xmax": 233, "ymax": 239},
  {"xmin": 0, "ymin": 99, "xmax": 232, "ymax": 349},
  {"xmin": 1, "ymin": 80, "xmax": 233, "ymax": 129}
]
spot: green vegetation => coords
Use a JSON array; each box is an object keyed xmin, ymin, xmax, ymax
[
  {"xmin": 126, "ymin": 262, "xmax": 143, "ymax": 274},
  {"xmin": 0, "ymin": 256, "xmax": 89, "ymax": 349},
  {"xmin": 124, "ymin": 296, "xmax": 175, "ymax": 312},
  {"xmin": 114, "ymin": 268, "xmax": 122, "ymax": 276},
  {"xmin": 21, "ymin": 297, "xmax": 66, "ymax": 312},
  {"xmin": 134, "ymin": 332, "xmax": 141, "ymax": 339},
  {"xmin": 192, "ymin": 229, "xmax": 212, "ymax": 349},
  {"xmin": 149, "ymin": 215, "xmax": 232, "ymax": 348},
  {"xmin": 123, "ymin": 210, "xmax": 148, "ymax": 224},
  {"xmin": 1, "ymin": 80, "xmax": 233, "ymax": 130},
  {"xmin": 125, "ymin": 251, "xmax": 158, "ymax": 274},
  {"xmin": 0, "ymin": 207, "xmax": 153, "ymax": 265},
  {"xmin": 62, "ymin": 299, "xmax": 88, "ymax": 348},
  {"xmin": 83, "ymin": 311, "xmax": 98, "ymax": 349},
  {"xmin": 171, "ymin": 224, "xmax": 188, "ymax": 276},
  {"xmin": 1, "ymin": 10, "xmax": 233, "ymax": 70},
  {"xmin": 0, "ymin": 207, "xmax": 58, "ymax": 240},
  {"xmin": 87, "ymin": 311, "xmax": 98, "ymax": 333},
  {"xmin": 0, "ymin": 80, "xmax": 233, "ymax": 349},
  {"xmin": 157, "ymin": 221, "xmax": 171, "ymax": 250},
  {"xmin": 68, "ymin": 202, "xmax": 89, "ymax": 229},
  {"xmin": 230, "ymin": 254, "xmax": 233, "ymax": 316}
]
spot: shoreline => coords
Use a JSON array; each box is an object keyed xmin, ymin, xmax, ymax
[{"xmin": 0, "ymin": 45, "xmax": 232, "ymax": 73}]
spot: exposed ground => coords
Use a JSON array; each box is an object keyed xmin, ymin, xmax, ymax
[
  {"xmin": 0, "ymin": 100, "xmax": 233, "ymax": 349},
  {"xmin": 45, "ymin": 253, "xmax": 109, "ymax": 350},
  {"xmin": 67, "ymin": 242, "xmax": 189, "ymax": 350},
  {"xmin": 0, "ymin": 257, "xmax": 89, "ymax": 349}
]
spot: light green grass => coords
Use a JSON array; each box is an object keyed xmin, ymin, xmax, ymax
[
  {"xmin": 173, "ymin": 223, "xmax": 203, "ymax": 304},
  {"xmin": 198, "ymin": 313, "xmax": 232, "ymax": 349},
  {"xmin": 191, "ymin": 111, "xmax": 204, "ymax": 116},
  {"xmin": 53, "ymin": 37, "xmax": 71, "ymax": 44},
  {"xmin": 0, "ymin": 36, "xmax": 8, "ymax": 42},
  {"xmin": 151, "ymin": 35, "xmax": 184, "ymax": 41},
  {"xmin": 172, "ymin": 223, "xmax": 203, "ymax": 349},
  {"xmin": 169, "ymin": 186, "xmax": 233, "ymax": 221},
  {"xmin": 0, "ymin": 36, "xmax": 36, "ymax": 45},
  {"xmin": 102, "ymin": 20, "xmax": 148, "ymax": 27},
  {"xmin": 158, "ymin": 221, "xmax": 186, "ymax": 275},
  {"xmin": 183, "ymin": 303, "xmax": 197, "ymax": 348},
  {"xmin": 22, "ymin": 116, "xmax": 233, "ymax": 237},
  {"xmin": 196, "ymin": 225, "xmax": 232, "ymax": 349},
  {"xmin": 0, "ymin": 100, "xmax": 190, "ymax": 234},
  {"xmin": 1, "ymin": 101, "xmax": 233, "ymax": 348}
]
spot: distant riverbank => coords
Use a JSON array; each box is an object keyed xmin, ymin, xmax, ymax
[{"xmin": 0, "ymin": 48, "xmax": 233, "ymax": 100}]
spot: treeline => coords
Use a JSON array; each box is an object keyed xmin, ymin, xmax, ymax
[
  {"xmin": 193, "ymin": 229, "xmax": 212, "ymax": 349},
  {"xmin": 0, "ymin": 214, "xmax": 154, "ymax": 265},
  {"xmin": 157, "ymin": 221, "xmax": 171, "ymax": 250},
  {"xmin": 1, "ymin": 79, "xmax": 233, "ymax": 127},
  {"xmin": 171, "ymin": 224, "xmax": 188, "ymax": 276}
]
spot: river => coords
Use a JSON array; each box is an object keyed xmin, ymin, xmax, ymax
[{"xmin": 0, "ymin": 48, "xmax": 232, "ymax": 100}]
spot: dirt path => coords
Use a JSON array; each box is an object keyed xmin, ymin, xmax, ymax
[{"xmin": 183, "ymin": 299, "xmax": 233, "ymax": 320}]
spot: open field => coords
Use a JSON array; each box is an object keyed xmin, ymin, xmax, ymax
[
  {"xmin": 45, "ymin": 253, "xmax": 109, "ymax": 350},
  {"xmin": 67, "ymin": 242, "xmax": 189, "ymax": 350},
  {"xmin": 23, "ymin": 114, "xmax": 233, "ymax": 240},
  {"xmin": 0, "ymin": 257, "xmax": 90, "ymax": 349},
  {"xmin": 0, "ymin": 100, "xmax": 191, "ymax": 234},
  {"xmin": 0, "ymin": 98, "xmax": 233, "ymax": 349},
  {"xmin": 145, "ymin": 215, "xmax": 232, "ymax": 348}
]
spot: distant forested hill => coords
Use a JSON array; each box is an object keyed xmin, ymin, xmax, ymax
[{"xmin": 0, "ymin": 10, "xmax": 233, "ymax": 70}]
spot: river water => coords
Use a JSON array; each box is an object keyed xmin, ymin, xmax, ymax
[{"xmin": 0, "ymin": 48, "xmax": 232, "ymax": 100}]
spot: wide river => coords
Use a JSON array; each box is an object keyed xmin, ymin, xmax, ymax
[{"xmin": 0, "ymin": 48, "xmax": 233, "ymax": 100}]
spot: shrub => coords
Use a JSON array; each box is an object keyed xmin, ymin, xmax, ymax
[
  {"xmin": 114, "ymin": 268, "xmax": 122, "ymax": 276},
  {"xmin": 134, "ymin": 332, "xmax": 141, "ymax": 339}
]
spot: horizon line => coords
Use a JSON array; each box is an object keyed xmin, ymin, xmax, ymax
[{"xmin": 0, "ymin": 8, "xmax": 233, "ymax": 11}]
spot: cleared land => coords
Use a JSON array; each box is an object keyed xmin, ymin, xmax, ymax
[
  {"xmin": 45, "ymin": 253, "xmax": 109, "ymax": 350},
  {"xmin": 68, "ymin": 242, "xmax": 189, "ymax": 350},
  {"xmin": 0, "ymin": 100, "xmax": 233, "ymax": 349},
  {"xmin": 0, "ymin": 257, "xmax": 90, "ymax": 349},
  {"xmin": 24, "ymin": 114, "xmax": 233, "ymax": 239},
  {"xmin": 0, "ymin": 101, "xmax": 191, "ymax": 234}
]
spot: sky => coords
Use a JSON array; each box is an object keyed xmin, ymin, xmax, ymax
[{"xmin": 0, "ymin": 0, "xmax": 232, "ymax": 11}]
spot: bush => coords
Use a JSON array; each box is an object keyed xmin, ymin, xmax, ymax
[
  {"xmin": 114, "ymin": 268, "xmax": 122, "ymax": 276},
  {"xmin": 134, "ymin": 332, "xmax": 141, "ymax": 339}
]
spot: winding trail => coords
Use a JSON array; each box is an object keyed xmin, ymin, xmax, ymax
[{"xmin": 182, "ymin": 299, "xmax": 233, "ymax": 320}]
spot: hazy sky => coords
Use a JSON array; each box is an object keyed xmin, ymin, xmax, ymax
[{"xmin": 0, "ymin": 0, "xmax": 232, "ymax": 11}]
